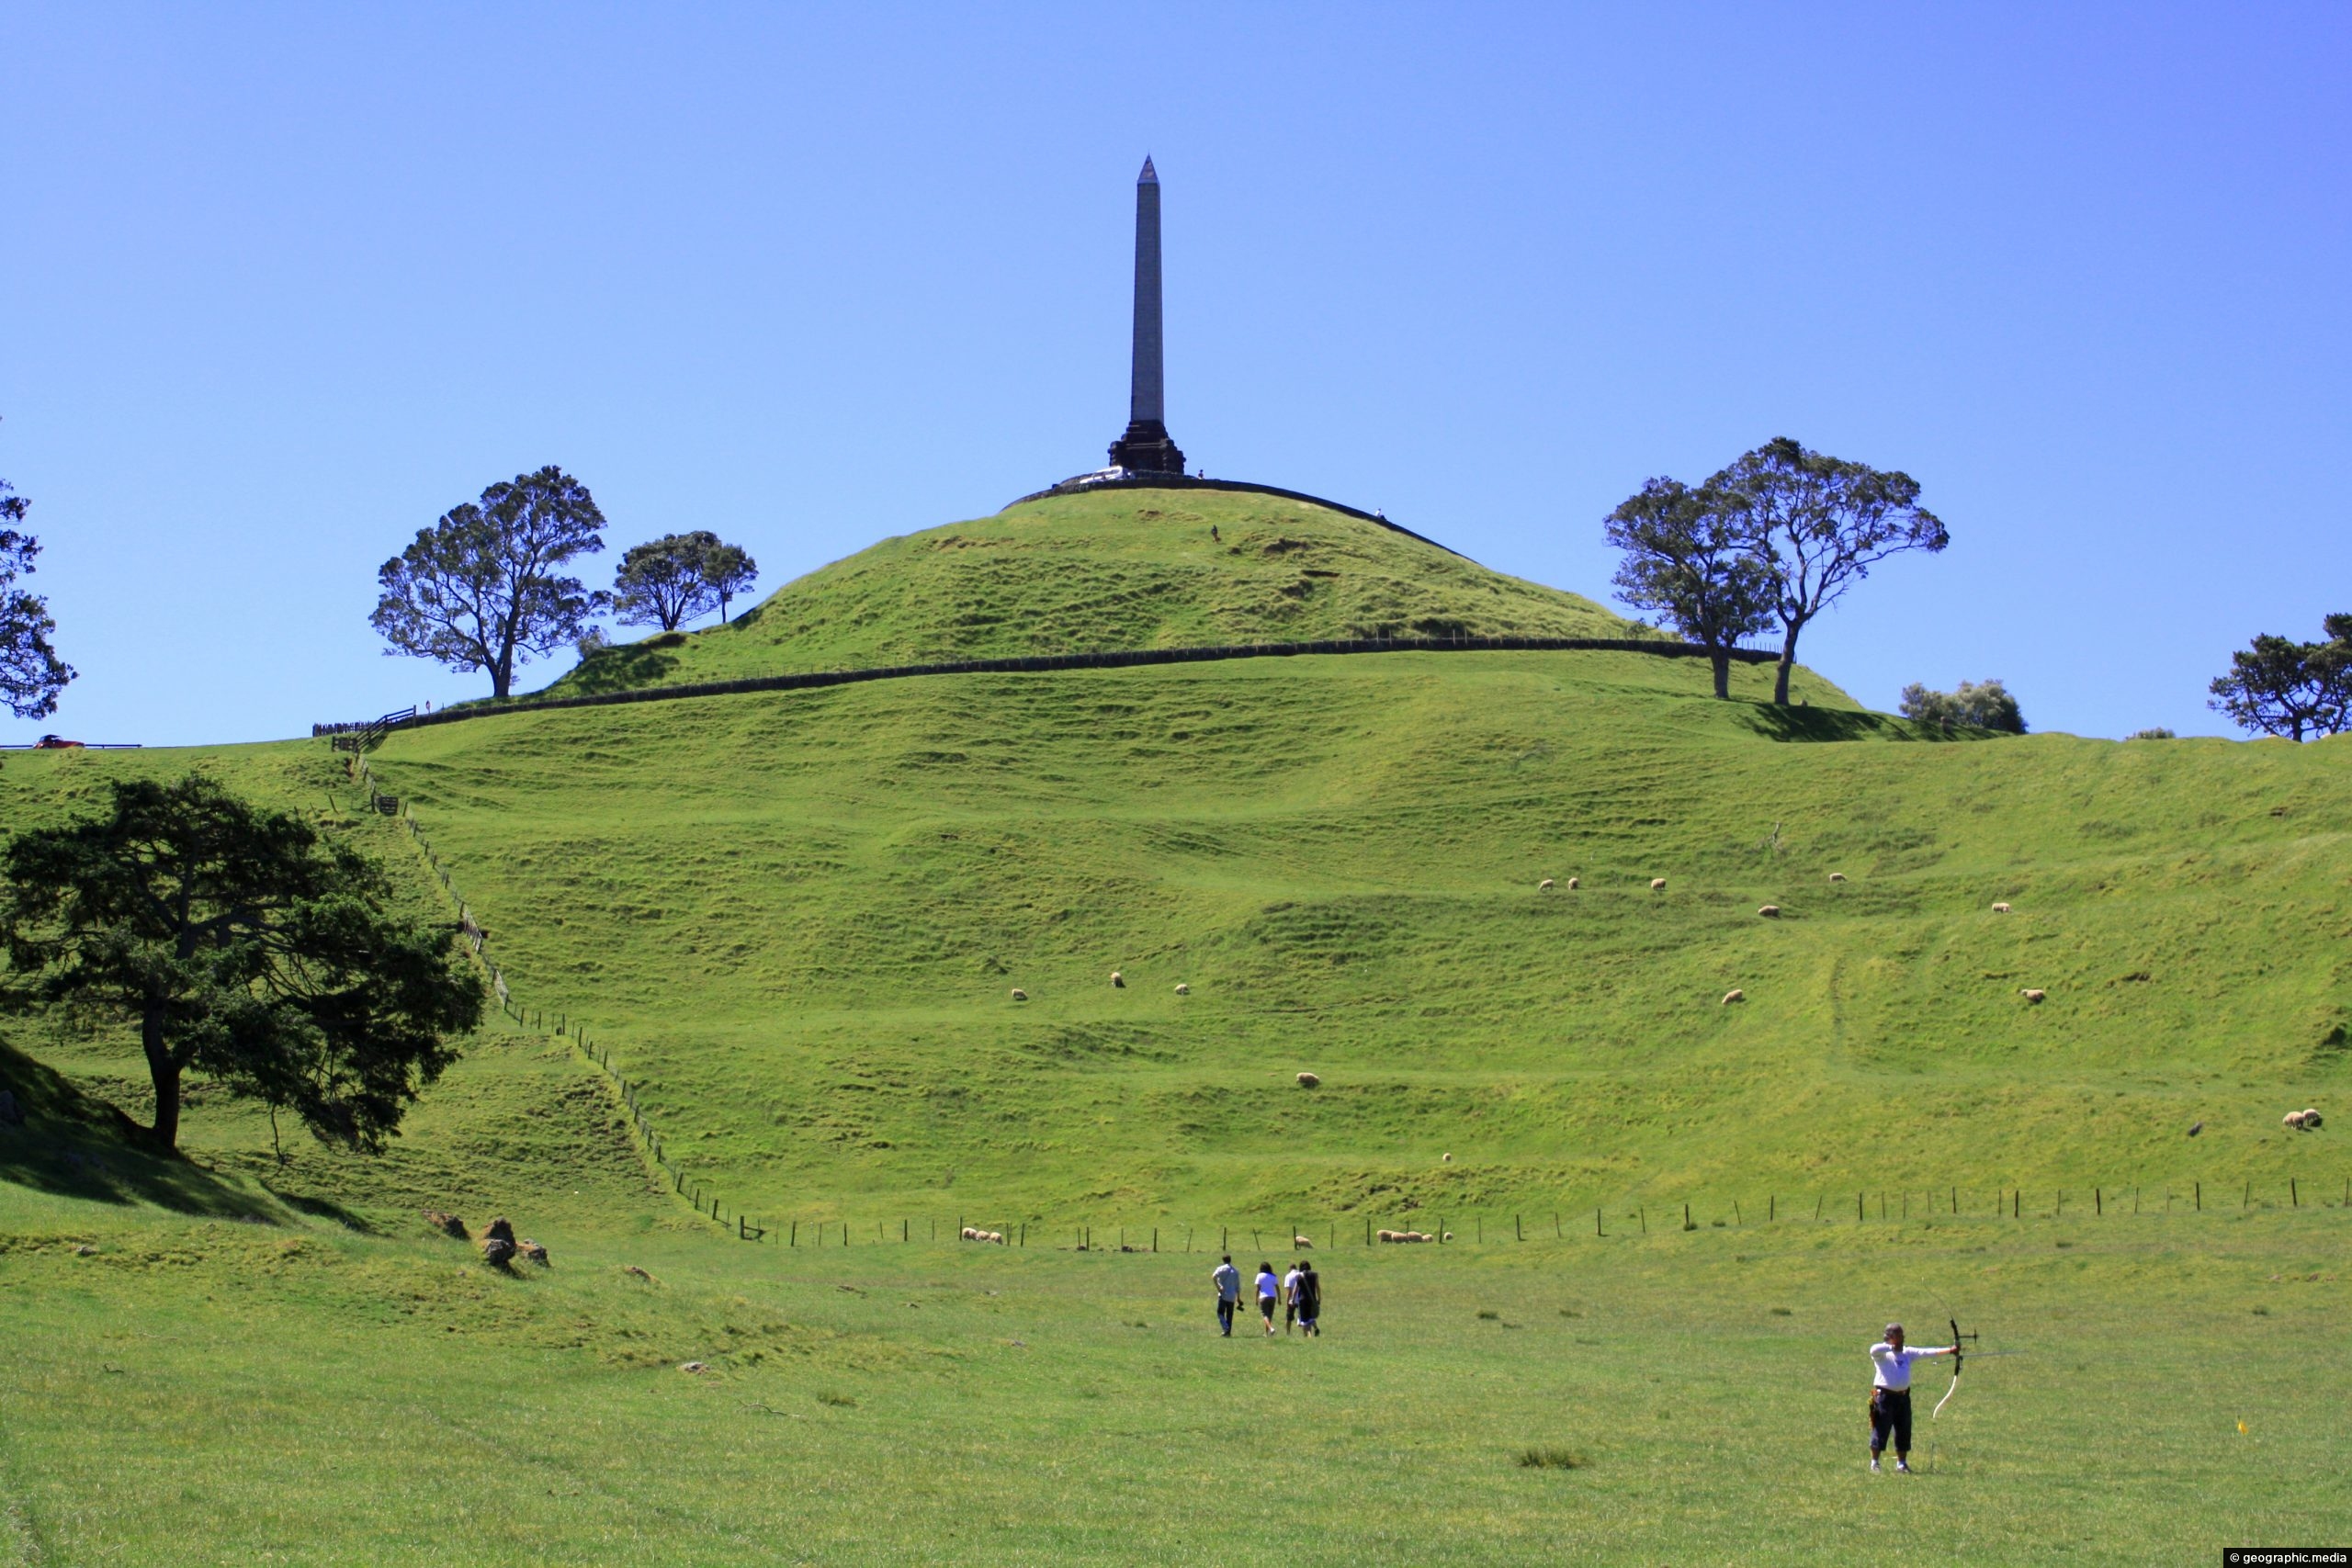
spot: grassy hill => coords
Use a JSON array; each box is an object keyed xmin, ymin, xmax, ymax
[
  {"xmin": 4, "ymin": 489, "xmax": 2348, "ymax": 1563},
  {"xmin": 541, "ymin": 487, "xmax": 1674, "ymax": 699}
]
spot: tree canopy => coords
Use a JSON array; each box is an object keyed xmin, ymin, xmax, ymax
[
  {"xmin": 1, "ymin": 474, "xmax": 74, "ymax": 720},
  {"xmin": 2, "ymin": 775, "xmax": 483, "ymax": 1152},
  {"xmin": 371, "ymin": 466, "xmax": 607, "ymax": 698},
  {"xmin": 1711, "ymin": 437, "xmax": 1948, "ymax": 705},
  {"xmin": 1899, "ymin": 678, "xmax": 2027, "ymax": 735},
  {"xmin": 1604, "ymin": 477, "xmax": 1775, "ymax": 699},
  {"xmin": 611, "ymin": 531, "xmax": 759, "ymax": 632},
  {"xmin": 2208, "ymin": 615, "xmax": 2351, "ymax": 740}
]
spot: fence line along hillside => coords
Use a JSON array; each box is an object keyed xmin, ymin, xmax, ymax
[
  {"xmin": 313, "ymin": 633, "xmax": 1777, "ymax": 738},
  {"xmin": 343, "ymin": 747, "xmax": 769, "ymax": 1240}
]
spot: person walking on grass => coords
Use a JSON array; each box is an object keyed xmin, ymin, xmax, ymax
[
  {"xmin": 1212, "ymin": 1256, "xmax": 1241, "ymax": 1337},
  {"xmin": 1281, "ymin": 1261, "xmax": 1306, "ymax": 1335},
  {"xmin": 1867, "ymin": 1322, "xmax": 1956, "ymax": 1472},
  {"xmin": 1255, "ymin": 1262, "xmax": 1281, "ymax": 1336},
  {"xmin": 1293, "ymin": 1262, "xmax": 1321, "ymax": 1337}
]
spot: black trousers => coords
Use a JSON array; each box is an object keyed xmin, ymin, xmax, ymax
[
  {"xmin": 1869, "ymin": 1388, "xmax": 1913, "ymax": 1453},
  {"xmin": 1216, "ymin": 1299, "xmax": 1236, "ymax": 1335}
]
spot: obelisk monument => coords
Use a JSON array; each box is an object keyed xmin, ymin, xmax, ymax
[{"xmin": 1107, "ymin": 156, "xmax": 1186, "ymax": 476}]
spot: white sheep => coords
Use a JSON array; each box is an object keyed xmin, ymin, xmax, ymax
[
  {"xmin": 1110, "ymin": 970, "xmax": 1125, "ymax": 988},
  {"xmin": 1539, "ymin": 878, "xmax": 1555, "ymax": 892},
  {"xmin": 1009, "ymin": 987, "xmax": 1027, "ymax": 1001},
  {"xmin": 2020, "ymin": 987, "xmax": 2046, "ymax": 1003},
  {"xmin": 1722, "ymin": 988, "xmax": 1746, "ymax": 1005},
  {"xmin": 1828, "ymin": 872, "xmax": 1848, "ymax": 883},
  {"xmin": 1566, "ymin": 876, "xmax": 1579, "ymax": 890},
  {"xmin": 1174, "ymin": 982, "xmax": 1191, "ymax": 995},
  {"xmin": 1442, "ymin": 1152, "xmax": 1453, "ymax": 1163},
  {"xmin": 1991, "ymin": 902, "xmax": 2012, "ymax": 914},
  {"xmin": 2303, "ymin": 1108, "xmax": 2324, "ymax": 1130},
  {"xmin": 1758, "ymin": 904, "xmax": 1781, "ymax": 918},
  {"xmin": 961, "ymin": 1226, "xmax": 978, "ymax": 1240},
  {"xmin": 1295, "ymin": 1071, "xmax": 1320, "ymax": 1088},
  {"xmin": 2284, "ymin": 1111, "xmax": 2307, "ymax": 1130},
  {"xmin": 1292, "ymin": 1235, "xmax": 1313, "ymax": 1249},
  {"xmin": 1651, "ymin": 878, "xmax": 1668, "ymax": 892}
]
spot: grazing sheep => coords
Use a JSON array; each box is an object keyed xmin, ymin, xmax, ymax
[
  {"xmin": 1442, "ymin": 1231, "xmax": 1454, "ymax": 1242},
  {"xmin": 1296, "ymin": 1071, "xmax": 1320, "ymax": 1088},
  {"xmin": 1651, "ymin": 878, "xmax": 1668, "ymax": 892},
  {"xmin": 2187, "ymin": 1122, "xmax": 2203, "ymax": 1138},
  {"xmin": 2284, "ymin": 1111, "xmax": 2306, "ymax": 1130},
  {"xmin": 1828, "ymin": 872, "xmax": 1848, "ymax": 883},
  {"xmin": 961, "ymin": 1226, "xmax": 979, "ymax": 1240},
  {"xmin": 2302, "ymin": 1108, "xmax": 2324, "ymax": 1130},
  {"xmin": 1293, "ymin": 1235, "xmax": 1313, "ymax": 1249},
  {"xmin": 1991, "ymin": 902, "xmax": 2012, "ymax": 914},
  {"xmin": 1009, "ymin": 987, "xmax": 1027, "ymax": 1001},
  {"xmin": 1377, "ymin": 1229, "xmax": 1400, "ymax": 1244},
  {"xmin": 1566, "ymin": 876, "xmax": 1579, "ymax": 890},
  {"xmin": 2020, "ymin": 988, "xmax": 2046, "ymax": 1003},
  {"xmin": 1110, "ymin": 971, "xmax": 1125, "ymax": 988},
  {"xmin": 1442, "ymin": 1152, "xmax": 1453, "ymax": 1163},
  {"xmin": 1174, "ymin": 982, "xmax": 1191, "ymax": 995},
  {"xmin": 1539, "ymin": 878, "xmax": 1555, "ymax": 892},
  {"xmin": 1722, "ymin": 988, "xmax": 1746, "ymax": 1005},
  {"xmin": 1758, "ymin": 904, "xmax": 1781, "ymax": 918},
  {"xmin": 622, "ymin": 1265, "xmax": 655, "ymax": 1282}
]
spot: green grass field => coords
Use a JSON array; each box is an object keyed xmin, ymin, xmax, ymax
[{"xmin": 4, "ymin": 488, "xmax": 2347, "ymax": 1562}]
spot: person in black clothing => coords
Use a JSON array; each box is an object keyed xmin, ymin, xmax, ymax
[{"xmin": 1293, "ymin": 1262, "xmax": 1321, "ymax": 1337}]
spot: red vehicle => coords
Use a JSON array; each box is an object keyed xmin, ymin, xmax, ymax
[{"xmin": 33, "ymin": 735, "xmax": 84, "ymax": 749}]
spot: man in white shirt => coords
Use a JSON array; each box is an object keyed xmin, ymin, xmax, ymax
[
  {"xmin": 1211, "ymin": 1256, "xmax": 1241, "ymax": 1337},
  {"xmin": 1867, "ymin": 1323, "xmax": 1956, "ymax": 1472}
]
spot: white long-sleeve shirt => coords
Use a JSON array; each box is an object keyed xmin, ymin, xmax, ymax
[{"xmin": 1869, "ymin": 1342, "xmax": 1954, "ymax": 1390}]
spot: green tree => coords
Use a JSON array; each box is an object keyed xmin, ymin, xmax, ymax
[
  {"xmin": 702, "ymin": 539, "xmax": 757, "ymax": 624},
  {"xmin": 1899, "ymin": 678, "xmax": 2027, "ymax": 734},
  {"xmin": 614, "ymin": 531, "xmax": 722, "ymax": 631},
  {"xmin": 611, "ymin": 531, "xmax": 760, "ymax": 631},
  {"xmin": 1713, "ymin": 437, "xmax": 1949, "ymax": 705},
  {"xmin": 371, "ymin": 467, "xmax": 606, "ymax": 698},
  {"xmin": 1, "ymin": 474, "xmax": 74, "ymax": 720},
  {"xmin": 1604, "ymin": 478, "xmax": 1775, "ymax": 699},
  {"xmin": 2, "ymin": 775, "xmax": 483, "ymax": 1152},
  {"xmin": 2208, "ymin": 616, "xmax": 2351, "ymax": 740}
]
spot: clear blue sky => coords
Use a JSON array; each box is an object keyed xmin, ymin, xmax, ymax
[{"xmin": 4, "ymin": 4, "xmax": 2346, "ymax": 745}]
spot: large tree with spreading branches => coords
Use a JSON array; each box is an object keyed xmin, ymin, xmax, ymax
[
  {"xmin": 371, "ymin": 466, "xmax": 606, "ymax": 698},
  {"xmin": 2208, "ymin": 615, "xmax": 2352, "ymax": 740},
  {"xmin": 1711, "ymin": 437, "xmax": 1949, "ymax": 705},
  {"xmin": 1604, "ymin": 477, "xmax": 1775, "ymax": 699},
  {"xmin": 2, "ymin": 775, "xmax": 483, "ymax": 1152}
]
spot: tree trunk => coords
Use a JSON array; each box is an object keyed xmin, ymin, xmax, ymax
[
  {"xmin": 1710, "ymin": 649, "xmax": 1732, "ymax": 700},
  {"xmin": 141, "ymin": 1005, "xmax": 182, "ymax": 1150},
  {"xmin": 491, "ymin": 657, "xmax": 512, "ymax": 699},
  {"xmin": 1773, "ymin": 622, "xmax": 1804, "ymax": 705}
]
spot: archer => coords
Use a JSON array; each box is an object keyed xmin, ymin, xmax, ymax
[{"xmin": 1866, "ymin": 1323, "xmax": 1959, "ymax": 1472}]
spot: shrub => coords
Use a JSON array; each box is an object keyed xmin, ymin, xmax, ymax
[
  {"xmin": 2125, "ymin": 727, "xmax": 2176, "ymax": 740},
  {"xmin": 1900, "ymin": 678, "xmax": 2027, "ymax": 734},
  {"xmin": 1517, "ymin": 1447, "xmax": 1589, "ymax": 1470}
]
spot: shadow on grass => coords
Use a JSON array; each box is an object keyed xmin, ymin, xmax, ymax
[
  {"xmin": 0, "ymin": 1035, "xmax": 271, "ymax": 1220},
  {"xmin": 560, "ymin": 641, "xmax": 683, "ymax": 695},
  {"xmin": 1737, "ymin": 705, "xmax": 2010, "ymax": 745}
]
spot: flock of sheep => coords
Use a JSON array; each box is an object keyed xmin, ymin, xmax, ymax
[{"xmin": 959, "ymin": 1226, "xmax": 1007, "ymax": 1244}]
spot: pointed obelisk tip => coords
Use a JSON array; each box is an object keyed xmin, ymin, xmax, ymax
[{"xmin": 1138, "ymin": 155, "xmax": 1158, "ymax": 184}]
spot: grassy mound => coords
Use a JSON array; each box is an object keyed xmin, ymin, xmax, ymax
[{"xmin": 544, "ymin": 488, "xmax": 1659, "ymax": 699}]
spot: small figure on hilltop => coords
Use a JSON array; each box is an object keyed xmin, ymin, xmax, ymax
[
  {"xmin": 1866, "ymin": 1323, "xmax": 1958, "ymax": 1473},
  {"xmin": 1211, "ymin": 1254, "xmax": 1241, "ymax": 1337}
]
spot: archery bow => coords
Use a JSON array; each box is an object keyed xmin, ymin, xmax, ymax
[{"xmin": 1933, "ymin": 1314, "xmax": 1978, "ymax": 1418}]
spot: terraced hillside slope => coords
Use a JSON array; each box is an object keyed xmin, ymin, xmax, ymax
[
  {"xmin": 544, "ymin": 487, "xmax": 1661, "ymax": 699},
  {"xmin": 347, "ymin": 646, "xmax": 2346, "ymax": 1232}
]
